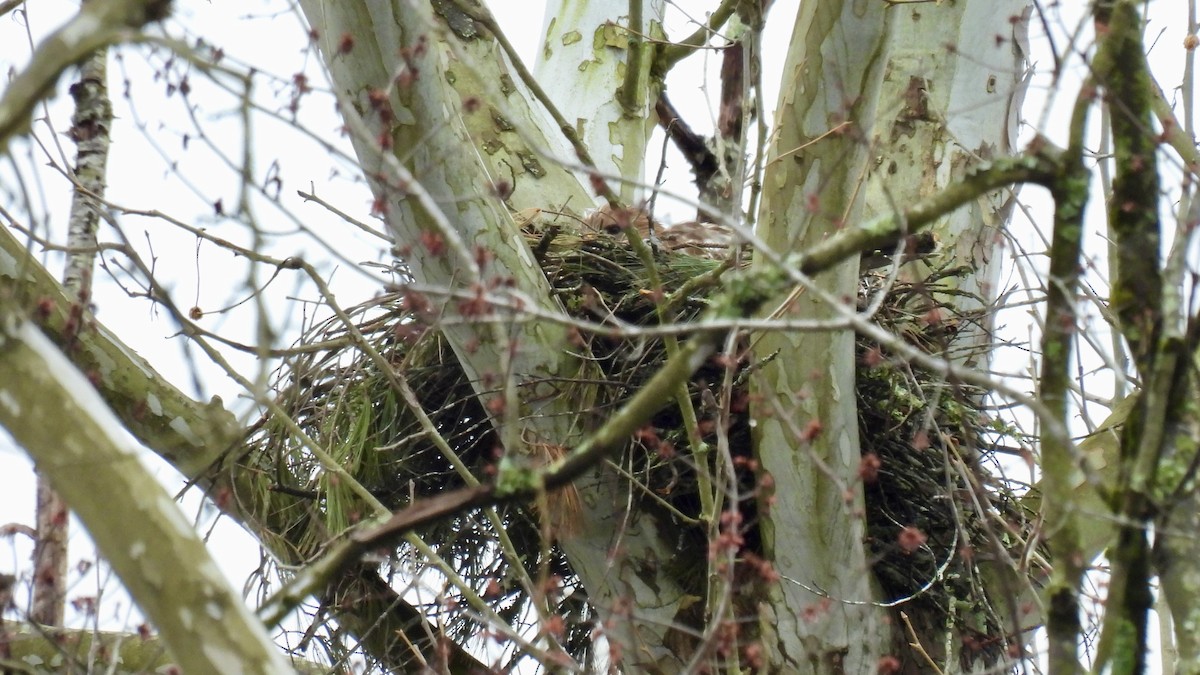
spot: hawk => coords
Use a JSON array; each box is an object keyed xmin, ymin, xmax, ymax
[{"xmin": 583, "ymin": 205, "xmax": 736, "ymax": 260}]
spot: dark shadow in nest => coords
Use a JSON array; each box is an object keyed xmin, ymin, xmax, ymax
[{"xmin": 247, "ymin": 223, "xmax": 1031, "ymax": 669}]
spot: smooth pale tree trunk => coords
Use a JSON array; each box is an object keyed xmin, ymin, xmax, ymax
[
  {"xmin": 863, "ymin": 2, "xmax": 1029, "ymax": 351},
  {"xmin": 297, "ymin": 0, "xmax": 586, "ymax": 420},
  {"xmin": 863, "ymin": 1, "xmax": 1034, "ymax": 666},
  {"xmin": 751, "ymin": 2, "xmax": 892, "ymax": 670},
  {"xmin": 751, "ymin": 1, "xmax": 1030, "ymax": 671},
  {"xmin": 533, "ymin": 3, "xmax": 711, "ymax": 667},
  {"xmin": 535, "ymin": 0, "xmax": 663, "ymax": 202}
]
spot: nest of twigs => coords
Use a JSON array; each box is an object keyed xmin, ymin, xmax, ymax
[{"xmin": 247, "ymin": 217, "xmax": 1030, "ymax": 668}]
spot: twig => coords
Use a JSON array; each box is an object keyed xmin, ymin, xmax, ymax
[
  {"xmin": 654, "ymin": 0, "xmax": 740, "ymax": 73},
  {"xmin": 900, "ymin": 612, "xmax": 945, "ymax": 675}
]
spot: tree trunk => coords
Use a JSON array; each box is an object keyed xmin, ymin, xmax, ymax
[
  {"xmin": 751, "ymin": 2, "xmax": 892, "ymax": 670},
  {"xmin": 752, "ymin": 0, "xmax": 1031, "ymax": 670},
  {"xmin": 862, "ymin": 1, "xmax": 1032, "ymax": 668},
  {"xmin": 863, "ymin": 1, "xmax": 1029, "ymax": 350},
  {"xmin": 31, "ymin": 20, "xmax": 116, "ymax": 629},
  {"xmin": 535, "ymin": 0, "xmax": 663, "ymax": 201}
]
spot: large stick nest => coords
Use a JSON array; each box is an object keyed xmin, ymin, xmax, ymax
[{"xmin": 247, "ymin": 216, "xmax": 1033, "ymax": 668}]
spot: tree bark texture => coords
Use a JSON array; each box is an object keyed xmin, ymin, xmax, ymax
[{"xmin": 751, "ymin": 1, "xmax": 892, "ymax": 670}]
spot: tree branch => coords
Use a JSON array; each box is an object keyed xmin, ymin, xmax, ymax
[
  {"xmin": 654, "ymin": 0, "xmax": 740, "ymax": 74},
  {"xmin": 0, "ymin": 315, "xmax": 292, "ymax": 674},
  {"xmin": 655, "ymin": 93, "xmax": 719, "ymax": 190},
  {"xmin": 0, "ymin": 0, "xmax": 170, "ymax": 148}
]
